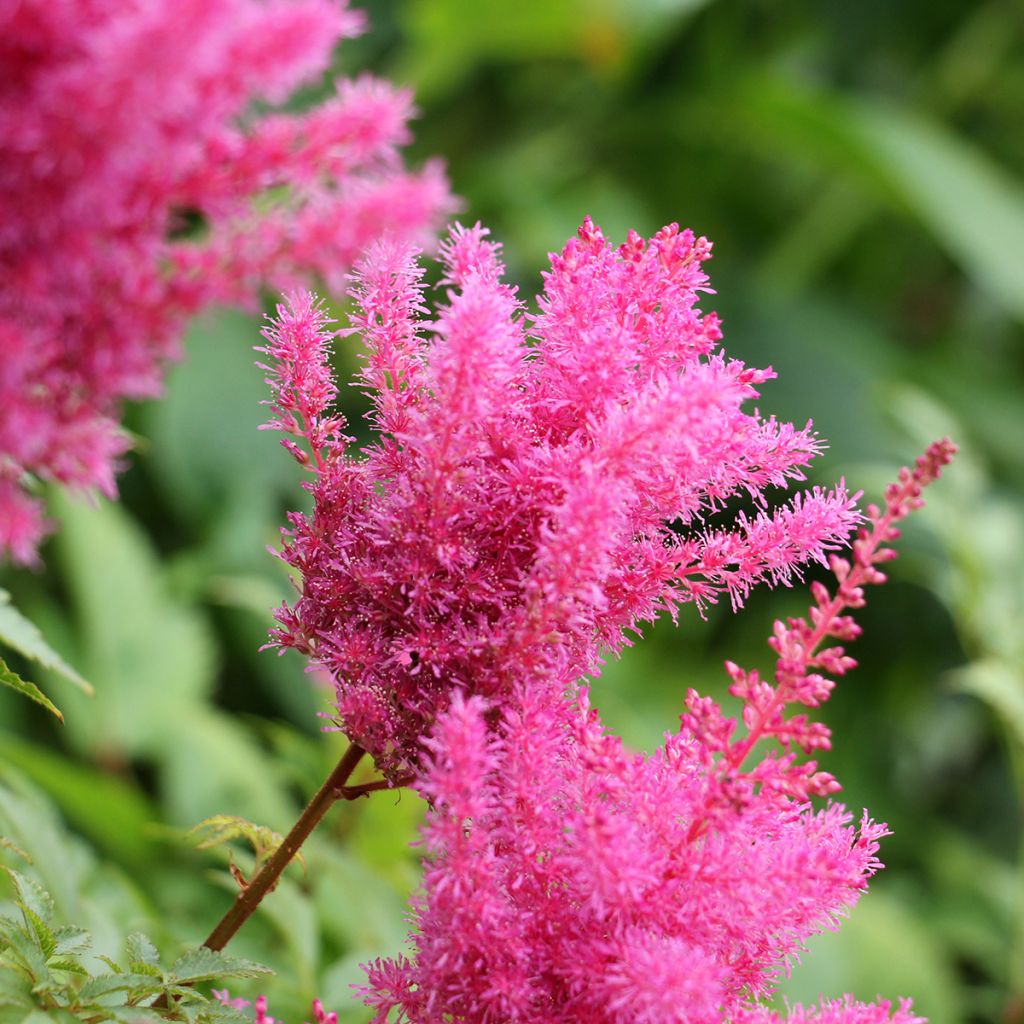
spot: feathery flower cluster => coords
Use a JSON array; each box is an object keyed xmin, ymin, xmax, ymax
[
  {"xmin": 0, "ymin": 0, "xmax": 451, "ymax": 564},
  {"xmin": 359, "ymin": 442, "xmax": 955, "ymax": 1022},
  {"xmin": 264, "ymin": 219, "xmax": 860, "ymax": 778}
]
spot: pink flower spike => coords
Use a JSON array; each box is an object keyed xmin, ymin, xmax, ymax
[
  {"xmin": 0, "ymin": 0, "xmax": 453, "ymax": 564},
  {"xmin": 683, "ymin": 439, "xmax": 957, "ymax": 811},
  {"xmin": 265, "ymin": 219, "xmax": 872, "ymax": 780},
  {"xmin": 257, "ymin": 292, "xmax": 351, "ymax": 468},
  {"xmin": 360, "ymin": 684, "xmax": 893, "ymax": 1022}
]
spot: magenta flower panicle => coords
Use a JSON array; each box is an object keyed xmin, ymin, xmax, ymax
[
  {"xmin": 360, "ymin": 685, "xmax": 887, "ymax": 1023},
  {"xmin": 0, "ymin": 0, "xmax": 453, "ymax": 564},
  {"xmin": 359, "ymin": 445, "xmax": 954, "ymax": 1023},
  {"xmin": 682, "ymin": 437, "xmax": 958, "ymax": 815},
  {"xmin": 264, "ymin": 219, "xmax": 860, "ymax": 779}
]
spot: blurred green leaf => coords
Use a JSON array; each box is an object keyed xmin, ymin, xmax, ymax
[
  {"xmin": 0, "ymin": 656, "xmax": 63, "ymax": 724},
  {"xmin": 44, "ymin": 493, "xmax": 215, "ymax": 761},
  {"xmin": 736, "ymin": 76, "xmax": 1024, "ymax": 321},
  {"xmin": 0, "ymin": 589, "xmax": 91, "ymax": 696},
  {"xmin": 845, "ymin": 102, "xmax": 1024, "ymax": 322},
  {"xmin": 143, "ymin": 309, "xmax": 303, "ymax": 526},
  {"xmin": 0, "ymin": 733, "xmax": 158, "ymax": 868},
  {"xmin": 780, "ymin": 887, "xmax": 962, "ymax": 1024}
]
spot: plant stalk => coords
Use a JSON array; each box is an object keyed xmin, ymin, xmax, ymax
[{"xmin": 203, "ymin": 742, "xmax": 366, "ymax": 952}]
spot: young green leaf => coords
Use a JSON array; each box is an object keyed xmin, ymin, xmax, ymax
[
  {"xmin": 18, "ymin": 905, "xmax": 55, "ymax": 959},
  {"xmin": 125, "ymin": 932, "xmax": 161, "ymax": 970},
  {"xmin": 0, "ymin": 657, "xmax": 63, "ymax": 723},
  {"xmin": 2, "ymin": 868, "xmax": 55, "ymax": 925},
  {"xmin": 188, "ymin": 814, "xmax": 304, "ymax": 883}
]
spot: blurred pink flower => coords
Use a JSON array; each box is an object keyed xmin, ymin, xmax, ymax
[
  {"xmin": 0, "ymin": 0, "xmax": 452, "ymax": 563},
  {"xmin": 263, "ymin": 219, "xmax": 861, "ymax": 778},
  {"xmin": 214, "ymin": 991, "xmax": 338, "ymax": 1024},
  {"xmin": 359, "ymin": 442, "xmax": 954, "ymax": 1023}
]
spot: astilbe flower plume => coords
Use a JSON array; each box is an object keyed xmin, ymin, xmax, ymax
[
  {"xmin": 0, "ymin": 0, "xmax": 452, "ymax": 564},
  {"xmin": 264, "ymin": 219, "xmax": 860, "ymax": 779},
  {"xmin": 359, "ymin": 442, "xmax": 955, "ymax": 1023}
]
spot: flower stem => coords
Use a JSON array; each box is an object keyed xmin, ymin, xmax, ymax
[{"xmin": 203, "ymin": 742, "xmax": 366, "ymax": 952}]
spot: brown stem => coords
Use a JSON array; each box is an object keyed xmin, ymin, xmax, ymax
[
  {"xmin": 338, "ymin": 773, "xmax": 415, "ymax": 800},
  {"xmin": 203, "ymin": 743, "xmax": 366, "ymax": 952}
]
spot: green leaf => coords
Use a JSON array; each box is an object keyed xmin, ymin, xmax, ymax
[
  {"xmin": 0, "ymin": 656, "xmax": 63, "ymax": 724},
  {"xmin": 0, "ymin": 588, "xmax": 92, "ymax": 696},
  {"xmin": 2, "ymin": 869, "xmax": 55, "ymax": 927},
  {"xmin": 45, "ymin": 493, "xmax": 217, "ymax": 763},
  {"xmin": 0, "ymin": 965, "xmax": 33, "ymax": 1010},
  {"xmin": 0, "ymin": 733, "xmax": 158, "ymax": 868},
  {"xmin": 0, "ymin": 919, "xmax": 49, "ymax": 981},
  {"xmin": 168, "ymin": 946, "xmax": 272, "ymax": 985},
  {"xmin": 845, "ymin": 101, "xmax": 1024, "ymax": 322},
  {"xmin": 21, "ymin": 1011, "xmax": 81, "ymax": 1024},
  {"xmin": 52, "ymin": 925, "xmax": 91, "ymax": 957},
  {"xmin": 124, "ymin": 932, "xmax": 160, "ymax": 970},
  {"xmin": 735, "ymin": 75, "xmax": 1024, "ymax": 321},
  {"xmin": 18, "ymin": 905, "xmax": 55, "ymax": 959},
  {"xmin": 46, "ymin": 957, "xmax": 89, "ymax": 976},
  {"xmin": 0, "ymin": 836, "xmax": 31, "ymax": 866},
  {"xmin": 77, "ymin": 971, "xmax": 166, "ymax": 1000},
  {"xmin": 188, "ymin": 814, "xmax": 304, "ymax": 880}
]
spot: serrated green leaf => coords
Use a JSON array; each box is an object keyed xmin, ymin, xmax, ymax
[
  {"xmin": 0, "ymin": 589, "xmax": 91, "ymax": 695},
  {"xmin": 51, "ymin": 925, "xmax": 90, "ymax": 957},
  {"xmin": 124, "ymin": 932, "xmax": 160, "ymax": 970},
  {"xmin": 95, "ymin": 955, "xmax": 123, "ymax": 973},
  {"xmin": 2, "ymin": 869, "xmax": 54, "ymax": 926},
  {"xmin": 18, "ymin": 905, "xmax": 55, "ymax": 959},
  {"xmin": 0, "ymin": 922, "xmax": 49, "ymax": 981},
  {"xmin": 190, "ymin": 1004, "xmax": 252, "ymax": 1024},
  {"xmin": 0, "ymin": 912, "xmax": 23, "ymax": 945},
  {"xmin": 0, "ymin": 836, "xmax": 31, "ymax": 865},
  {"xmin": 46, "ymin": 957, "xmax": 89, "ymax": 975},
  {"xmin": 169, "ymin": 946, "xmax": 272, "ymax": 985},
  {"xmin": 102, "ymin": 1010, "xmax": 166, "ymax": 1024},
  {"xmin": 77, "ymin": 971, "xmax": 166, "ymax": 1000},
  {"xmin": 187, "ymin": 814, "xmax": 303, "ymax": 879},
  {"xmin": 0, "ymin": 656, "xmax": 63, "ymax": 724}
]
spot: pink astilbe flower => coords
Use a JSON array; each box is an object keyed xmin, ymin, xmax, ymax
[
  {"xmin": 264, "ymin": 220, "xmax": 859, "ymax": 778},
  {"xmin": 0, "ymin": 0, "xmax": 452, "ymax": 563},
  {"xmin": 361, "ymin": 687, "xmax": 886, "ymax": 1023},
  {"xmin": 359, "ymin": 444, "xmax": 954, "ymax": 1023},
  {"xmin": 683, "ymin": 438, "xmax": 958, "ymax": 808}
]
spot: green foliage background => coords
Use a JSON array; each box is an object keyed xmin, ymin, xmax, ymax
[{"xmin": 2, "ymin": 2, "xmax": 1022, "ymax": 1021}]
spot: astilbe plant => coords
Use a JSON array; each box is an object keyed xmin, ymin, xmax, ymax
[
  {"xmin": 263, "ymin": 219, "xmax": 861, "ymax": 781},
  {"xmin": 359, "ymin": 442, "xmax": 954, "ymax": 1023},
  {"xmin": 0, "ymin": 0, "xmax": 451, "ymax": 564}
]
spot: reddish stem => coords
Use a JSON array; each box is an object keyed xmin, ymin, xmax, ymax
[{"xmin": 203, "ymin": 743, "xmax": 366, "ymax": 952}]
